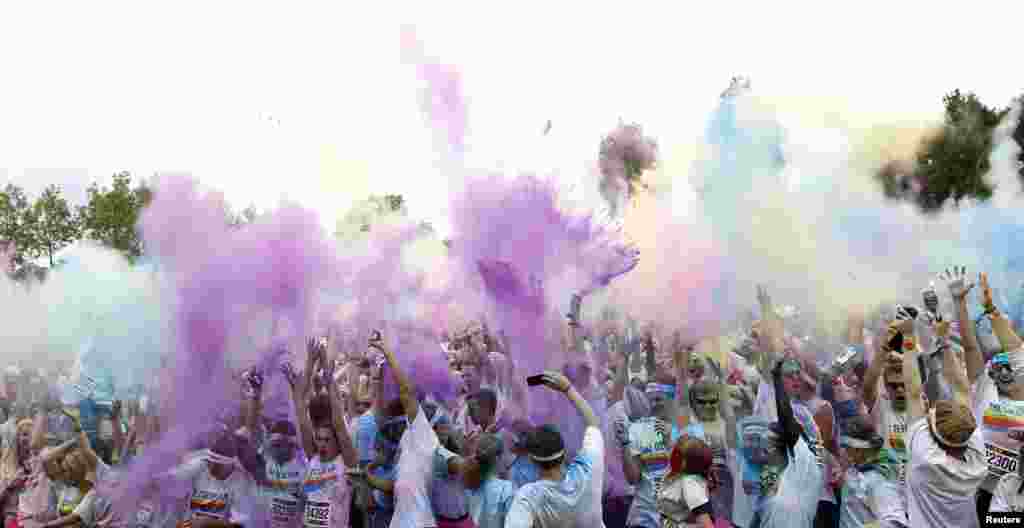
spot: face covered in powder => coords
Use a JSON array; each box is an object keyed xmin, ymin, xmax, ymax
[
  {"xmin": 645, "ymin": 383, "xmax": 676, "ymax": 418},
  {"xmin": 884, "ymin": 368, "xmax": 908, "ymax": 412},
  {"xmin": 990, "ymin": 353, "xmax": 1018, "ymax": 394},
  {"xmin": 689, "ymin": 381, "xmax": 721, "ymax": 422}
]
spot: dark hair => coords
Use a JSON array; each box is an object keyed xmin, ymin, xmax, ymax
[
  {"xmin": 526, "ymin": 424, "xmax": 565, "ymax": 470},
  {"xmin": 269, "ymin": 420, "xmax": 297, "ymax": 437},
  {"xmin": 383, "ymin": 398, "xmax": 405, "ymax": 418},
  {"xmin": 308, "ymin": 394, "xmax": 332, "ymax": 426},
  {"xmin": 211, "ymin": 435, "xmax": 238, "ymax": 458},
  {"xmin": 463, "ymin": 433, "xmax": 504, "ymax": 490},
  {"xmin": 468, "ymin": 388, "xmax": 498, "ymax": 415}
]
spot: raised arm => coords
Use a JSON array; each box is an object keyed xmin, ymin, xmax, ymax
[
  {"xmin": 282, "ymin": 350, "xmax": 315, "ymax": 457},
  {"xmin": 862, "ymin": 330, "xmax": 890, "ymax": 413},
  {"xmin": 982, "ymin": 273, "xmax": 1024, "ymax": 351},
  {"xmin": 321, "ymin": 342, "xmax": 358, "ymax": 468},
  {"xmin": 369, "ymin": 333, "xmax": 418, "ymax": 423},
  {"xmin": 538, "ymin": 371, "xmax": 598, "ymax": 428},
  {"xmin": 898, "ymin": 317, "xmax": 925, "ymax": 421},
  {"xmin": 936, "ymin": 320, "xmax": 971, "ymax": 406},
  {"xmin": 110, "ymin": 401, "xmax": 125, "ymax": 462},
  {"xmin": 942, "ymin": 267, "xmax": 984, "ymax": 381},
  {"xmin": 771, "ymin": 360, "xmax": 801, "ymax": 451}
]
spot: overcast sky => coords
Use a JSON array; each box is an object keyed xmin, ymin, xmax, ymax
[{"xmin": 0, "ymin": 0, "xmax": 1020, "ymax": 233}]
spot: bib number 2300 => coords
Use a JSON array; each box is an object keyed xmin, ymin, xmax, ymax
[
  {"xmin": 987, "ymin": 444, "xmax": 1019, "ymax": 475},
  {"xmin": 304, "ymin": 501, "xmax": 331, "ymax": 528}
]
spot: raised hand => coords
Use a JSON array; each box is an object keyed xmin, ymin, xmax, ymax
[
  {"xmin": 922, "ymin": 282, "xmax": 941, "ymax": 322},
  {"xmin": 538, "ymin": 371, "xmax": 572, "ymax": 393},
  {"xmin": 756, "ymin": 284, "xmax": 772, "ymax": 312},
  {"xmin": 939, "ymin": 266, "xmax": 975, "ymax": 301},
  {"xmin": 980, "ymin": 273, "xmax": 996, "ymax": 312},
  {"xmin": 893, "ymin": 305, "xmax": 917, "ymax": 334}
]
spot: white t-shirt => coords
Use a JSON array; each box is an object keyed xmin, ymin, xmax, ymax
[
  {"xmin": 990, "ymin": 473, "xmax": 1024, "ymax": 513},
  {"xmin": 302, "ymin": 455, "xmax": 352, "ymax": 528},
  {"xmin": 869, "ymin": 392, "xmax": 909, "ymax": 487},
  {"xmin": 389, "ymin": 407, "xmax": 438, "ymax": 528},
  {"xmin": 504, "ymin": 426, "xmax": 604, "ymax": 528},
  {"xmin": 839, "ymin": 467, "xmax": 893, "ymax": 528},
  {"xmin": 656, "ymin": 474, "xmax": 710, "ymax": 528},
  {"xmin": 757, "ymin": 435, "xmax": 823, "ymax": 528},
  {"xmin": 625, "ymin": 417, "xmax": 682, "ymax": 528},
  {"xmin": 971, "ymin": 372, "xmax": 1024, "ymax": 493},
  {"xmin": 261, "ymin": 454, "xmax": 308, "ymax": 528},
  {"xmin": 905, "ymin": 417, "xmax": 987, "ymax": 528},
  {"xmin": 175, "ymin": 459, "xmax": 256, "ymax": 524}
]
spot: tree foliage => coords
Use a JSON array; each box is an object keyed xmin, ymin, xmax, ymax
[
  {"xmin": 876, "ymin": 90, "xmax": 1023, "ymax": 213},
  {"xmin": 79, "ymin": 172, "xmax": 152, "ymax": 260},
  {"xmin": 32, "ymin": 184, "xmax": 81, "ymax": 266},
  {"xmin": 0, "ymin": 183, "xmax": 38, "ymax": 267}
]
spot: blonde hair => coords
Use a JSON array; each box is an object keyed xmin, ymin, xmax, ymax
[
  {"xmin": 0, "ymin": 420, "xmax": 33, "ymax": 482},
  {"xmin": 930, "ymin": 400, "xmax": 976, "ymax": 448}
]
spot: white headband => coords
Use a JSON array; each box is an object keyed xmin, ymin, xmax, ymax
[
  {"xmin": 202, "ymin": 449, "xmax": 242, "ymax": 469},
  {"xmin": 529, "ymin": 450, "xmax": 565, "ymax": 463}
]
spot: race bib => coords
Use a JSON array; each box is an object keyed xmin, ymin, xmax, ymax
[
  {"xmin": 136, "ymin": 504, "xmax": 155, "ymax": 525},
  {"xmin": 303, "ymin": 501, "xmax": 331, "ymax": 528},
  {"xmin": 271, "ymin": 497, "xmax": 300, "ymax": 526},
  {"xmin": 986, "ymin": 443, "xmax": 1019, "ymax": 478}
]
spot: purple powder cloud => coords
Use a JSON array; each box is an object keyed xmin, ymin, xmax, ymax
[{"xmin": 599, "ymin": 122, "xmax": 659, "ymax": 218}]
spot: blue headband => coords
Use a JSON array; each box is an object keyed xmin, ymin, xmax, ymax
[{"xmin": 645, "ymin": 383, "xmax": 676, "ymax": 399}]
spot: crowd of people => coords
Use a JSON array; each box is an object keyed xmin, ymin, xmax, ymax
[{"xmin": 2, "ymin": 265, "xmax": 1023, "ymax": 528}]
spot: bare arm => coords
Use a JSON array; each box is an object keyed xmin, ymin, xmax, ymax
[
  {"xmin": 371, "ymin": 335, "xmax": 419, "ymax": 423},
  {"xmin": 982, "ymin": 273, "xmax": 1023, "ymax": 351},
  {"xmin": 283, "ymin": 359, "xmax": 315, "ymax": 457},
  {"xmin": 40, "ymin": 514, "xmax": 83, "ymax": 528},
  {"xmin": 937, "ymin": 321, "xmax": 971, "ymax": 406},
  {"xmin": 901, "ymin": 323, "xmax": 925, "ymax": 421},
  {"xmin": 862, "ymin": 334, "xmax": 889, "ymax": 413},
  {"xmin": 324, "ymin": 359, "xmax": 358, "ymax": 468}
]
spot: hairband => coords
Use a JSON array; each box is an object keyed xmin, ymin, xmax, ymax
[
  {"xmin": 645, "ymin": 383, "xmax": 677, "ymax": 399},
  {"xmin": 928, "ymin": 408, "xmax": 971, "ymax": 448},
  {"xmin": 202, "ymin": 450, "xmax": 242, "ymax": 469},
  {"xmin": 529, "ymin": 449, "xmax": 565, "ymax": 462},
  {"xmin": 839, "ymin": 436, "xmax": 877, "ymax": 449},
  {"xmin": 268, "ymin": 433, "xmax": 294, "ymax": 444}
]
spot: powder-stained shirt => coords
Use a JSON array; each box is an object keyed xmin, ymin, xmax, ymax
[
  {"xmin": 504, "ymin": 426, "xmax": 604, "ymax": 528},
  {"xmin": 259, "ymin": 453, "xmax": 308, "ymax": 528},
  {"xmin": 905, "ymin": 417, "xmax": 986, "ymax": 528},
  {"xmin": 625, "ymin": 417, "xmax": 682, "ymax": 528},
  {"xmin": 972, "ymin": 370, "xmax": 1024, "ymax": 493},
  {"xmin": 302, "ymin": 455, "xmax": 352, "ymax": 528}
]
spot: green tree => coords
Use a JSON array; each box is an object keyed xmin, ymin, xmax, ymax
[
  {"xmin": 876, "ymin": 90, "xmax": 1021, "ymax": 213},
  {"xmin": 335, "ymin": 194, "xmax": 407, "ymax": 237},
  {"xmin": 0, "ymin": 183, "xmax": 38, "ymax": 267},
  {"xmin": 79, "ymin": 172, "xmax": 152, "ymax": 260},
  {"xmin": 31, "ymin": 184, "xmax": 81, "ymax": 267}
]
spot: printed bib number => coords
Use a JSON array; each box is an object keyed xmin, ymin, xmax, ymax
[
  {"xmin": 136, "ymin": 505, "xmax": 155, "ymax": 525},
  {"xmin": 303, "ymin": 501, "xmax": 331, "ymax": 528},
  {"xmin": 271, "ymin": 497, "xmax": 299, "ymax": 524},
  {"xmin": 987, "ymin": 443, "xmax": 1019, "ymax": 478},
  {"xmin": 897, "ymin": 462, "xmax": 906, "ymax": 486}
]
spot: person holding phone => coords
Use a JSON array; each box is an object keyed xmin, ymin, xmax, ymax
[{"xmin": 504, "ymin": 371, "xmax": 602, "ymax": 528}]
